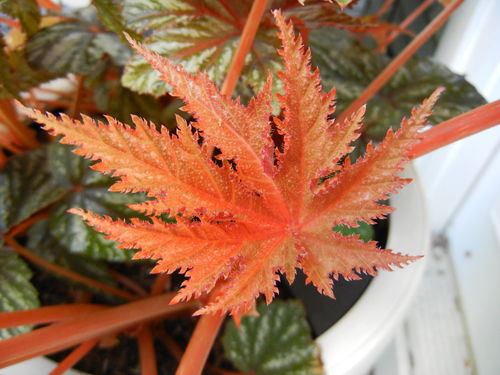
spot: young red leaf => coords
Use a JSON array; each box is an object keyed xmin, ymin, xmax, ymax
[{"xmin": 21, "ymin": 11, "xmax": 441, "ymax": 315}]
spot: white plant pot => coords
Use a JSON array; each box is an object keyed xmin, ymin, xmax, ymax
[
  {"xmin": 0, "ymin": 357, "xmax": 86, "ymax": 375},
  {"xmin": 2, "ymin": 164, "xmax": 428, "ymax": 375},
  {"xmin": 316, "ymin": 162, "xmax": 430, "ymax": 375}
]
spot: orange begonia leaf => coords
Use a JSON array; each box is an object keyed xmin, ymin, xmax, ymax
[{"xmin": 21, "ymin": 11, "xmax": 441, "ymax": 315}]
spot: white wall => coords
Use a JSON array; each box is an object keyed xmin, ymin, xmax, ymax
[{"xmin": 415, "ymin": 1, "xmax": 500, "ymax": 374}]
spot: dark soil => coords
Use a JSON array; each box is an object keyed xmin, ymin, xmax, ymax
[{"xmin": 28, "ymin": 218, "xmax": 389, "ymax": 374}]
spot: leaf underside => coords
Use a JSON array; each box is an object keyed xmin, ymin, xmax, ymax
[{"xmin": 21, "ymin": 11, "xmax": 442, "ymax": 315}]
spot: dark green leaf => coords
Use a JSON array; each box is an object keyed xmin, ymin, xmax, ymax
[
  {"xmin": 309, "ymin": 29, "xmax": 486, "ymax": 155},
  {"xmin": 284, "ymin": 1, "xmax": 405, "ymax": 39},
  {"xmin": 0, "ymin": 146, "xmax": 70, "ymax": 234},
  {"xmin": 0, "ymin": 36, "xmax": 20, "ymax": 99},
  {"xmin": 92, "ymin": 0, "xmax": 142, "ymax": 41},
  {"xmin": 0, "ymin": 35, "xmax": 56, "ymax": 99},
  {"xmin": 333, "ymin": 221, "xmax": 374, "ymax": 243},
  {"xmin": 121, "ymin": 0, "xmax": 284, "ymax": 103},
  {"xmin": 25, "ymin": 18, "xmax": 132, "ymax": 76},
  {"xmin": 27, "ymin": 219, "xmax": 117, "ymax": 289},
  {"xmin": 223, "ymin": 300, "xmax": 322, "ymax": 375},
  {"xmin": 0, "ymin": 252, "xmax": 40, "ymax": 339},
  {"xmin": 46, "ymin": 142, "xmax": 142, "ymax": 260},
  {"xmin": 89, "ymin": 63, "xmax": 168, "ymax": 126},
  {"xmin": 0, "ymin": 0, "xmax": 40, "ymax": 36}
]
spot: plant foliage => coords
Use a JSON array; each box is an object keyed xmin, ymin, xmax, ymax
[
  {"xmin": 223, "ymin": 300, "xmax": 320, "ymax": 374},
  {"xmin": 0, "ymin": 252, "xmax": 40, "ymax": 339},
  {"xmin": 21, "ymin": 12, "xmax": 440, "ymax": 316}
]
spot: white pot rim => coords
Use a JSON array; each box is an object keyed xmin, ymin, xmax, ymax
[{"xmin": 316, "ymin": 162, "xmax": 430, "ymax": 375}]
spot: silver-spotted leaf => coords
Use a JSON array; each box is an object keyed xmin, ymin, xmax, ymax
[
  {"xmin": 309, "ymin": 28, "xmax": 486, "ymax": 147},
  {"xmin": 25, "ymin": 9, "xmax": 131, "ymax": 76},
  {"xmin": 223, "ymin": 300, "xmax": 322, "ymax": 375},
  {"xmin": 0, "ymin": 252, "xmax": 40, "ymax": 339},
  {"xmin": 27, "ymin": 219, "xmax": 118, "ymax": 292},
  {"xmin": 121, "ymin": 0, "xmax": 284, "ymax": 100},
  {"xmin": 0, "ymin": 146, "xmax": 70, "ymax": 234},
  {"xmin": 47, "ymin": 141, "xmax": 142, "ymax": 261}
]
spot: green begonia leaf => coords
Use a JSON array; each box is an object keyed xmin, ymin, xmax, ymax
[
  {"xmin": 25, "ymin": 10, "xmax": 132, "ymax": 76},
  {"xmin": 27, "ymin": 219, "xmax": 117, "ymax": 289},
  {"xmin": 0, "ymin": 36, "xmax": 21, "ymax": 99},
  {"xmin": 119, "ymin": 0, "xmax": 401, "ymax": 111},
  {"xmin": 91, "ymin": 0, "xmax": 142, "ymax": 42},
  {"xmin": 0, "ymin": 0, "xmax": 40, "ymax": 37},
  {"xmin": 285, "ymin": 1, "xmax": 405, "ymax": 39},
  {"xmin": 46, "ymin": 142, "xmax": 142, "ymax": 261},
  {"xmin": 0, "ymin": 146, "xmax": 70, "ymax": 234},
  {"xmin": 0, "ymin": 48, "xmax": 57, "ymax": 99},
  {"xmin": 223, "ymin": 300, "xmax": 322, "ymax": 375},
  {"xmin": 121, "ymin": 0, "xmax": 285, "ymax": 103},
  {"xmin": 333, "ymin": 221, "xmax": 374, "ymax": 243},
  {"xmin": 309, "ymin": 29, "xmax": 486, "ymax": 153},
  {"xmin": 0, "ymin": 252, "xmax": 40, "ymax": 339},
  {"xmin": 89, "ymin": 63, "xmax": 168, "ymax": 126}
]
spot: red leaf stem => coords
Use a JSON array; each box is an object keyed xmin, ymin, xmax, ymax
[
  {"xmin": 375, "ymin": 0, "xmax": 435, "ymax": 53},
  {"xmin": 221, "ymin": 0, "xmax": 270, "ymax": 97},
  {"xmin": 0, "ymin": 99, "xmax": 39, "ymax": 149},
  {"xmin": 4, "ymin": 236, "xmax": 140, "ymax": 302},
  {"xmin": 0, "ymin": 304, "xmax": 109, "ymax": 329},
  {"xmin": 175, "ymin": 284, "xmax": 227, "ymax": 375},
  {"xmin": 337, "ymin": 0, "xmax": 465, "ymax": 125},
  {"xmin": 174, "ymin": 312, "xmax": 226, "ymax": 375},
  {"xmin": 7, "ymin": 210, "xmax": 50, "ymax": 237},
  {"xmin": 0, "ymin": 17, "xmax": 20, "ymax": 29},
  {"xmin": 0, "ymin": 292, "xmax": 197, "ymax": 368},
  {"xmin": 37, "ymin": 0, "xmax": 62, "ymax": 11},
  {"xmin": 109, "ymin": 269, "xmax": 149, "ymax": 297},
  {"xmin": 183, "ymin": 0, "xmax": 241, "ymax": 29},
  {"xmin": 138, "ymin": 323, "xmax": 158, "ymax": 375},
  {"xmin": 150, "ymin": 273, "xmax": 171, "ymax": 296},
  {"xmin": 0, "ymin": 151, "xmax": 6, "ymax": 169},
  {"xmin": 376, "ymin": 0, "xmax": 396, "ymax": 17},
  {"xmin": 408, "ymin": 99, "xmax": 500, "ymax": 159},
  {"xmin": 47, "ymin": 338, "xmax": 100, "ymax": 375},
  {"xmin": 218, "ymin": 0, "xmax": 245, "ymax": 27},
  {"xmin": 69, "ymin": 76, "xmax": 85, "ymax": 119}
]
